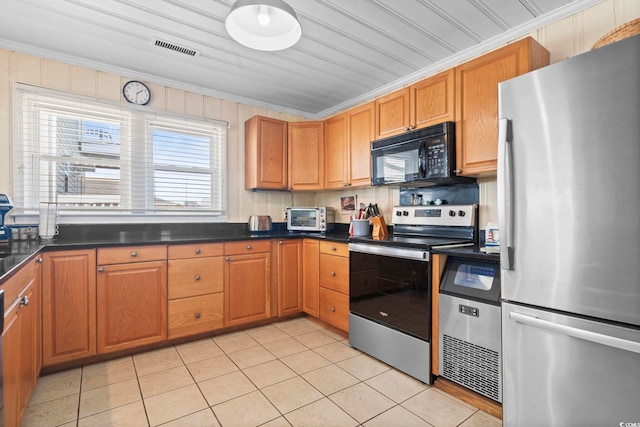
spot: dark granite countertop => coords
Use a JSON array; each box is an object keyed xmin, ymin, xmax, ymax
[{"xmin": 0, "ymin": 222, "xmax": 351, "ymax": 284}]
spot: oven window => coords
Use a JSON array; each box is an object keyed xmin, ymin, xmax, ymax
[
  {"xmin": 372, "ymin": 139, "xmax": 422, "ymax": 185},
  {"xmin": 290, "ymin": 211, "xmax": 316, "ymax": 227},
  {"xmin": 350, "ymin": 251, "xmax": 431, "ymax": 341}
]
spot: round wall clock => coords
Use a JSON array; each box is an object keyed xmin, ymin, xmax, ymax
[{"xmin": 123, "ymin": 80, "xmax": 151, "ymax": 105}]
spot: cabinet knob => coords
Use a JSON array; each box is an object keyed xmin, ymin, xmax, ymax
[
  {"xmin": 453, "ymin": 169, "xmax": 461, "ymax": 174},
  {"xmin": 246, "ymin": 245, "xmax": 252, "ymax": 250},
  {"xmin": 330, "ymin": 271, "xmax": 336, "ymax": 277},
  {"xmin": 225, "ymin": 257, "xmax": 230, "ymax": 262},
  {"xmin": 36, "ymin": 257, "xmax": 43, "ymax": 263},
  {"xmin": 130, "ymin": 251, "xmax": 138, "ymax": 257},
  {"xmin": 194, "ymin": 313, "xmax": 201, "ymax": 319},
  {"xmin": 406, "ymin": 125, "xmax": 416, "ymax": 131},
  {"xmin": 194, "ymin": 275, "xmax": 201, "ymax": 281},
  {"xmin": 97, "ymin": 267, "xmax": 105, "ymax": 273},
  {"xmin": 330, "ymin": 246, "xmax": 336, "ymax": 251},
  {"xmin": 195, "ymin": 248, "xmax": 201, "ymax": 254},
  {"xmin": 279, "ymin": 240, "xmax": 283, "ymax": 244},
  {"xmin": 20, "ymin": 295, "xmax": 30, "ymax": 306},
  {"xmin": 330, "ymin": 306, "xmax": 335, "ymax": 312},
  {"xmin": 342, "ymin": 183, "xmax": 350, "ymax": 187}
]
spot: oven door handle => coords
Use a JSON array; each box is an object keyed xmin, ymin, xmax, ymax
[{"xmin": 348, "ymin": 243, "xmax": 429, "ymax": 261}]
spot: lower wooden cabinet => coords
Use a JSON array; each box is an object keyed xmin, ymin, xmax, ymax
[
  {"xmin": 42, "ymin": 249, "xmax": 97, "ymax": 366},
  {"xmin": 224, "ymin": 241, "xmax": 271, "ymax": 327},
  {"xmin": 167, "ymin": 243, "xmax": 224, "ymax": 339},
  {"xmin": 3, "ymin": 256, "xmax": 42, "ymax": 427},
  {"xmin": 96, "ymin": 259, "xmax": 167, "ymax": 354},
  {"xmin": 276, "ymin": 239, "xmax": 302, "ymax": 317},
  {"xmin": 318, "ymin": 241, "xmax": 350, "ymax": 332},
  {"xmin": 302, "ymin": 239, "xmax": 320, "ymax": 317}
]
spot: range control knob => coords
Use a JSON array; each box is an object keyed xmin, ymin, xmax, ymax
[
  {"xmin": 449, "ymin": 210, "xmax": 456, "ymax": 217},
  {"xmin": 403, "ymin": 211, "xmax": 409, "ymax": 216},
  {"xmin": 396, "ymin": 211, "xmax": 402, "ymax": 216},
  {"xmin": 458, "ymin": 210, "xmax": 466, "ymax": 217}
]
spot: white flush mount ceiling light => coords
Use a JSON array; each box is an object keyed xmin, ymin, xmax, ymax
[{"xmin": 225, "ymin": 0, "xmax": 302, "ymax": 51}]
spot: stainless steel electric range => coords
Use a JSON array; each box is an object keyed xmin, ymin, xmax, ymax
[{"xmin": 348, "ymin": 204, "xmax": 477, "ymax": 384}]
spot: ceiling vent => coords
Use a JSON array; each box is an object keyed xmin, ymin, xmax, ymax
[{"xmin": 151, "ymin": 37, "xmax": 201, "ymax": 57}]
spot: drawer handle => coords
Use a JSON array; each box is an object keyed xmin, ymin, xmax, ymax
[
  {"xmin": 20, "ymin": 296, "xmax": 30, "ymax": 306},
  {"xmin": 195, "ymin": 248, "xmax": 201, "ymax": 254},
  {"xmin": 330, "ymin": 246, "xmax": 336, "ymax": 251},
  {"xmin": 98, "ymin": 267, "xmax": 105, "ymax": 273},
  {"xmin": 330, "ymin": 306, "xmax": 335, "ymax": 312},
  {"xmin": 246, "ymin": 244, "xmax": 252, "ymax": 250},
  {"xmin": 194, "ymin": 275, "xmax": 201, "ymax": 281},
  {"xmin": 36, "ymin": 257, "xmax": 43, "ymax": 263},
  {"xmin": 130, "ymin": 251, "xmax": 138, "ymax": 257},
  {"xmin": 330, "ymin": 271, "xmax": 336, "ymax": 277},
  {"xmin": 194, "ymin": 313, "xmax": 201, "ymax": 319}
]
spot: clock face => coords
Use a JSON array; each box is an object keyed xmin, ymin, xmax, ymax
[{"xmin": 123, "ymin": 80, "xmax": 151, "ymax": 105}]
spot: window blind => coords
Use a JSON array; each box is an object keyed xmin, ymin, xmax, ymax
[{"xmin": 13, "ymin": 85, "xmax": 227, "ymax": 221}]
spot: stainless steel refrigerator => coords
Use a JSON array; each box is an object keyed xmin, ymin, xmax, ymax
[{"xmin": 498, "ymin": 34, "xmax": 640, "ymax": 426}]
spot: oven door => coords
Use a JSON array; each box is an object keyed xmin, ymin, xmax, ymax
[{"xmin": 349, "ymin": 243, "xmax": 431, "ymax": 341}]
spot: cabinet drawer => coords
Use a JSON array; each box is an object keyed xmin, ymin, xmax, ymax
[
  {"xmin": 224, "ymin": 240, "xmax": 271, "ymax": 255},
  {"xmin": 319, "ymin": 288, "xmax": 349, "ymax": 332},
  {"xmin": 319, "ymin": 241, "xmax": 348, "ymax": 257},
  {"xmin": 319, "ymin": 254, "xmax": 349, "ymax": 294},
  {"xmin": 168, "ymin": 293, "xmax": 224, "ymax": 339},
  {"xmin": 97, "ymin": 245, "xmax": 167, "ymax": 265},
  {"xmin": 168, "ymin": 257, "xmax": 223, "ymax": 299},
  {"xmin": 1, "ymin": 256, "xmax": 36, "ymax": 309},
  {"xmin": 168, "ymin": 243, "xmax": 223, "ymax": 260},
  {"xmin": 168, "ymin": 257, "xmax": 224, "ymax": 299}
]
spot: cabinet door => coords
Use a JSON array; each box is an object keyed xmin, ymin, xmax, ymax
[
  {"xmin": 224, "ymin": 252, "xmax": 271, "ymax": 327},
  {"xmin": 18, "ymin": 283, "xmax": 36, "ymax": 415},
  {"xmin": 411, "ymin": 69, "xmax": 455, "ymax": 130},
  {"xmin": 42, "ymin": 250, "xmax": 97, "ymax": 366},
  {"xmin": 245, "ymin": 115, "xmax": 288, "ymax": 190},
  {"xmin": 324, "ymin": 112, "xmax": 348, "ymax": 189},
  {"xmin": 288, "ymin": 121, "xmax": 324, "ymax": 190},
  {"xmin": 347, "ymin": 102, "xmax": 375, "ymax": 187},
  {"xmin": 97, "ymin": 260, "xmax": 167, "ymax": 354},
  {"xmin": 168, "ymin": 293, "xmax": 224, "ymax": 339},
  {"xmin": 277, "ymin": 239, "xmax": 302, "ymax": 317},
  {"xmin": 375, "ymin": 87, "xmax": 410, "ymax": 139},
  {"xmin": 455, "ymin": 37, "xmax": 549, "ymax": 175},
  {"xmin": 302, "ymin": 239, "xmax": 320, "ymax": 317},
  {"xmin": 3, "ymin": 307, "xmax": 20, "ymax": 427}
]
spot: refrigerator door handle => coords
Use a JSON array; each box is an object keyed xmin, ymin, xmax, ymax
[
  {"xmin": 498, "ymin": 118, "xmax": 514, "ymax": 270},
  {"xmin": 510, "ymin": 311, "xmax": 640, "ymax": 354}
]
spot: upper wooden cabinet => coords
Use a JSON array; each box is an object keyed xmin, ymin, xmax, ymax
[
  {"xmin": 324, "ymin": 102, "xmax": 375, "ymax": 189},
  {"xmin": 375, "ymin": 69, "xmax": 455, "ymax": 140},
  {"xmin": 347, "ymin": 102, "xmax": 375, "ymax": 187},
  {"xmin": 245, "ymin": 115, "xmax": 288, "ymax": 190},
  {"xmin": 375, "ymin": 87, "xmax": 410, "ymax": 139},
  {"xmin": 455, "ymin": 37, "xmax": 549, "ymax": 175},
  {"xmin": 288, "ymin": 121, "xmax": 324, "ymax": 190},
  {"xmin": 324, "ymin": 112, "xmax": 348, "ymax": 189},
  {"xmin": 411, "ymin": 69, "xmax": 455, "ymax": 130}
]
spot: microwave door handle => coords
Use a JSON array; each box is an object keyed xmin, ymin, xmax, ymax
[{"xmin": 418, "ymin": 141, "xmax": 426, "ymax": 178}]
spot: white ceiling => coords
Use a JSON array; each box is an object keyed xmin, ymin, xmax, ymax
[{"xmin": 0, "ymin": 0, "xmax": 601, "ymax": 119}]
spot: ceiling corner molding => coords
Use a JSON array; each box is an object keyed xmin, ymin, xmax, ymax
[{"xmin": 315, "ymin": 0, "xmax": 606, "ymax": 119}]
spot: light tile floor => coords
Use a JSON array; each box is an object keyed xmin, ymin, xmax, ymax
[{"xmin": 23, "ymin": 317, "xmax": 502, "ymax": 427}]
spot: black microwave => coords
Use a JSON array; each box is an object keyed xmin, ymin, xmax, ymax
[{"xmin": 371, "ymin": 122, "xmax": 472, "ymax": 186}]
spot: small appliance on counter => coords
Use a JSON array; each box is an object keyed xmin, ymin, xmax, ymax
[
  {"xmin": 286, "ymin": 207, "xmax": 334, "ymax": 232},
  {"xmin": 248, "ymin": 215, "xmax": 272, "ymax": 232},
  {"xmin": 0, "ymin": 194, "xmax": 14, "ymax": 243}
]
